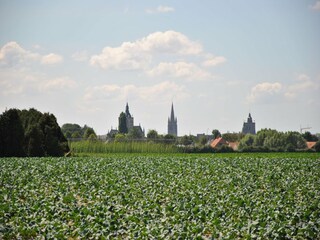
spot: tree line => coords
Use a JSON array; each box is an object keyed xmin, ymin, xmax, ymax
[
  {"xmin": 0, "ymin": 108, "xmax": 69, "ymax": 157},
  {"xmin": 61, "ymin": 123, "xmax": 97, "ymax": 140},
  {"xmin": 237, "ymin": 129, "xmax": 320, "ymax": 152}
]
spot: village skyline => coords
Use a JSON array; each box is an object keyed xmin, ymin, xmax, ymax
[{"xmin": 1, "ymin": 1, "xmax": 319, "ymax": 135}]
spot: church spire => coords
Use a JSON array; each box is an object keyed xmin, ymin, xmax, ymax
[
  {"xmin": 125, "ymin": 102, "xmax": 131, "ymax": 117},
  {"xmin": 170, "ymin": 103, "xmax": 175, "ymax": 121},
  {"xmin": 168, "ymin": 103, "xmax": 178, "ymax": 136}
]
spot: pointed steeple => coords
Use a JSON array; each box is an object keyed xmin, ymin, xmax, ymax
[
  {"xmin": 125, "ymin": 102, "xmax": 131, "ymax": 117},
  {"xmin": 170, "ymin": 103, "xmax": 175, "ymax": 121},
  {"xmin": 168, "ymin": 103, "xmax": 178, "ymax": 136},
  {"xmin": 248, "ymin": 113, "xmax": 252, "ymax": 123}
]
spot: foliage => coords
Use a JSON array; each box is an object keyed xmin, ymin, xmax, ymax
[
  {"xmin": 0, "ymin": 108, "xmax": 69, "ymax": 157},
  {"xmin": 315, "ymin": 141, "xmax": 320, "ymax": 152},
  {"xmin": 127, "ymin": 127, "xmax": 143, "ymax": 139},
  {"xmin": 62, "ymin": 123, "xmax": 96, "ymax": 139},
  {"xmin": 147, "ymin": 129, "xmax": 158, "ymax": 140},
  {"xmin": 238, "ymin": 134, "xmax": 256, "ymax": 150},
  {"xmin": 114, "ymin": 134, "xmax": 127, "ymax": 143},
  {"xmin": 71, "ymin": 131, "xmax": 81, "ymax": 138},
  {"xmin": 302, "ymin": 131, "xmax": 319, "ymax": 142},
  {"xmin": 83, "ymin": 127, "xmax": 97, "ymax": 139},
  {"xmin": 179, "ymin": 135, "xmax": 193, "ymax": 146},
  {"xmin": 199, "ymin": 135, "xmax": 208, "ymax": 145},
  {"xmin": 163, "ymin": 134, "xmax": 177, "ymax": 144},
  {"xmin": 1, "ymin": 154, "xmax": 320, "ymax": 239},
  {"xmin": 61, "ymin": 123, "xmax": 82, "ymax": 137},
  {"xmin": 222, "ymin": 132, "xmax": 244, "ymax": 142},
  {"xmin": 250, "ymin": 129, "xmax": 307, "ymax": 152},
  {"xmin": 212, "ymin": 129, "xmax": 221, "ymax": 139},
  {"xmin": 71, "ymin": 141, "xmax": 179, "ymax": 154},
  {"xmin": 0, "ymin": 109, "xmax": 25, "ymax": 157},
  {"xmin": 118, "ymin": 112, "xmax": 128, "ymax": 134}
]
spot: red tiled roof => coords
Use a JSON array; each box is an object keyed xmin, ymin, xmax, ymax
[
  {"xmin": 210, "ymin": 137, "xmax": 227, "ymax": 148},
  {"xmin": 306, "ymin": 141, "xmax": 317, "ymax": 149}
]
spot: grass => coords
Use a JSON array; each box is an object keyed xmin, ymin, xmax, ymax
[{"xmin": 70, "ymin": 140, "xmax": 180, "ymax": 154}]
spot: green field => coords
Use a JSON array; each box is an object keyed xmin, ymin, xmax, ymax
[{"xmin": 1, "ymin": 153, "xmax": 320, "ymax": 239}]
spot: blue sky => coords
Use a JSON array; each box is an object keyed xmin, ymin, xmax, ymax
[{"xmin": 1, "ymin": 0, "xmax": 319, "ymax": 135}]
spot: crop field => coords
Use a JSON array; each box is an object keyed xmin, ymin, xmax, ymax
[{"xmin": 1, "ymin": 154, "xmax": 320, "ymax": 239}]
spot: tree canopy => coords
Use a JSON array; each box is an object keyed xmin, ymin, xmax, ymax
[
  {"xmin": 147, "ymin": 129, "xmax": 158, "ymax": 140},
  {"xmin": 212, "ymin": 129, "xmax": 221, "ymax": 139},
  {"xmin": 0, "ymin": 108, "xmax": 69, "ymax": 157}
]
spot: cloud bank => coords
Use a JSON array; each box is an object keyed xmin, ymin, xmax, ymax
[{"xmin": 90, "ymin": 30, "xmax": 225, "ymax": 81}]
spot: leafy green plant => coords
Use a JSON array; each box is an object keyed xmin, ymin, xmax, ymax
[{"xmin": 1, "ymin": 153, "xmax": 319, "ymax": 239}]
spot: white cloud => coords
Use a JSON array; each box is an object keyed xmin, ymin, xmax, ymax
[
  {"xmin": 0, "ymin": 66, "xmax": 76, "ymax": 96},
  {"xmin": 84, "ymin": 81, "xmax": 188, "ymax": 103},
  {"xmin": 247, "ymin": 82, "xmax": 282, "ymax": 103},
  {"xmin": 0, "ymin": 41, "xmax": 39, "ymax": 65},
  {"xmin": 141, "ymin": 31, "xmax": 202, "ymax": 55},
  {"xmin": 146, "ymin": 5, "xmax": 175, "ymax": 14},
  {"xmin": 285, "ymin": 74, "xmax": 315, "ymax": 99},
  {"xmin": 202, "ymin": 55, "xmax": 227, "ymax": 67},
  {"xmin": 90, "ymin": 42, "xmax": 151, "ymax": 70},
  {"xmin": 147, "ymin": 62, "xmax": 213, "ymax": 80},
  {"xmin": 90, "ymin": 31, "xmax": 203, "ymax": 70},
  {"xmin": 41, "ymin": 53, "xmax": 63, "ymax": 65},
  {"xmin": 0, "ymin": 41, "xmax": 63, "ymax": 66},
  {"xmin": 311, "ymin": 1, "xmax": 320, "ymax": 11}
]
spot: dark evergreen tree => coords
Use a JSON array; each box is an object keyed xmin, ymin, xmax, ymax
[
  {"xmin": 0, "ymin": 109, "xmax": 25, "ymax": 157},
  {"xmin": 315, "ymin": 141, "xmax": 320, "ymax": 152},
  {"xmin": 0, "ymin": 108, "xmax": 69, "ymax": 157},
  {"xmin": 25, "ymin": 125, "xmax": 45, "ymax": 157},
  {"xmin": 118, "ymin": 112, "xmax": 128, "ymax": 134}
]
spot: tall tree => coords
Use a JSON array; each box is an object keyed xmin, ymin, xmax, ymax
[
  {"xmin": 25, "ymin": 125, "xmax": 45, "ymax": 157},
  {"xmin": 212, "ymin": 129, "xmax": 221, "ymax": 139},
  {"xmin": 83, "ymin": 127, "xmax": 96, "ymax": 139},
  {"xmin": 238, "ymin": 134, "xmax": 256, "ymax": 150},
  {"xmin": 118, "ymin": 112, "xmax": 128, "ymax": 134},
  {"xmin": 0, "ymin": 109, "xmax": 25, "ymax": 157},
  {"xmin": 147, "ymin": 129, "xmax": 158, "ymax": 140}
]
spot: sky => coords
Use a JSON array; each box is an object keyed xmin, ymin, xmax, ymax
[{"xmin": 0, "ymin": 0, "xmax": 320, "ymax": 136}]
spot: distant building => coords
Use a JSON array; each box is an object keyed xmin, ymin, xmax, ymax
[
  {"xmin": 125, "ymin": 103, "xmax": 134, "ymax": 131},
  {"xmin": 107, "ymin": 128, "xmax": 118, "ymax": 139},
  {"xmin": 121, "ymin": 103, "xmax": 145, "ymax": 137},
  {"xmin": 210, "ymin": 137, "xmax": 228, "ymax": 148},
  {"xmin": 210, "ymin": 137, "xmax": 239, "ymax": 150},
  {"xmin": 168, "ymin": 103, "xmax": 178, "ymax": 136},
  {"xmin": 242, "ymin": 113, "xmax": 256, "ymax": 135}
]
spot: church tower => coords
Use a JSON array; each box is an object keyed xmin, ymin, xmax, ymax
[
  {"xmin": 125, "ymin": 103, "xmax": 134, "ymax": 131},
  {"xmin": 242, "ymin": 113, "xmax": 256, "ymax": 134},
  {"xmin": 168, "ymin": 103, "xmax": 178, "ymax": 136}
]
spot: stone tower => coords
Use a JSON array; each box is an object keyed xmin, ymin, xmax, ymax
[
  {"xmin": 242, "ymin": 113, "xmax": 256, "ymax": 134},
  {"xmin": 168, "ymin": 103, "xmax": 178, "ymax": 136},
  {"xmin": 125, "ymin": 103, "xmax": 134, "ymax": 131}
]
